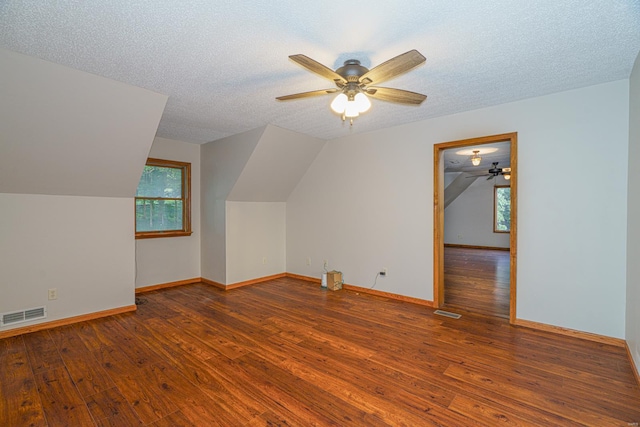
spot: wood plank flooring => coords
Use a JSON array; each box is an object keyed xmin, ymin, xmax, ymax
[
  {"xmin": 444, "ymin": 246, "xmax": 510, "ymax": 318},
  {"xmin": 1, "ymin": 278, "xmax": 639, "ymax": 426}
]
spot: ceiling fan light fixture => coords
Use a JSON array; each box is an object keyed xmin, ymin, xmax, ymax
[
  {"xmin": 471, "ymin": 150, "xmax": 482, "ymax": 166},
  {"xmin": 354, "ymin": 92, "xmax": 371, "ymax": 113},
  {"xmin": 332, "ymin": 91, "xmax": 370, "ymax": 118},
  {"xmin": 330, "ymin": 93, "xmax": 348, "ymax": 114},
  {"xmin": 503, "ymin": 167, "xmax": 511, "ymax": 180},
  {"xmin": 344, "ymin": 100, "xmax": 360, "ymax": 118},
  {"xmin": 277, "ymin": 50, "xmax": 427, "ymax": 126}
]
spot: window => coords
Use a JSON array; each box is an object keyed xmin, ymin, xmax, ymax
[
  {"xmin": 135, "ymin": 158, "xmax": 191, "ymax": 239},
  {"xmin": 494, "ymin": 185, "xmax": 511, "ymax": 233}
]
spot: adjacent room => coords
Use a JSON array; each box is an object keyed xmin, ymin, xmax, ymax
[
  {"xmin": 441, "ymin": 140, "xmax": 513, "ymax": 318},
  {"xmin": 1, "ymin": 1, "xmax": 640, "ymax": 425}
]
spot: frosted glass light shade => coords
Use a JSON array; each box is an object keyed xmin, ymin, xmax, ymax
[
  {"xmin": 354, "ymin": 93, "xmax": 371, "ymax": 113},
  {"xmin": 470, "ymin": 150, "xmax": 482, "ymax": 166},
  {"xmin": 344, "ymin": 100, "xmax": 360, "ymax": 118},
  {"xmin": 331, "ymin": 93, "xmax": 348, "ymax": 113}
]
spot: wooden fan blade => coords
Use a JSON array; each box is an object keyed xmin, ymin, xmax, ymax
[
  {"xmin": 276, "ymin": 88, "xmax": 338, "ymax": 101},
  {"xmin": 289, "ymin": 54, "xmax": 347, "ymax": 84},
  {"xmin": 366, "ymin": 87, "xmax": 427, "ymax": 105},
  {"xmin": 360, "ymin": 50, "xmax": 426, "ymax": 85}
]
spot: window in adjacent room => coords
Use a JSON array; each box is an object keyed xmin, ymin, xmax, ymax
[
  {"xmin": 494, "ymin": 185, "xmax": 511, "ymax": 233},
  {"xmin": 135, "ymin": 158, "xmax": 191, "ymax": 239}
]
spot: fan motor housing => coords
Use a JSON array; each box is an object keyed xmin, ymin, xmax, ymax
[{"xmin": 336, "ymin": 59, "xmax": 369, "ymax": 82}]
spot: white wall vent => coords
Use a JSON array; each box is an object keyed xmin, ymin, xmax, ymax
[{"xmin": 1, "ymin": 306, "xmax": 47, "ymax": 327}]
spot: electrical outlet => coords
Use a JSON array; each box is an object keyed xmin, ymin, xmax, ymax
[
  {"xmin": 48, "ymin": 288, "xmax": 57, "ymax": 300},
  {"xmin": 381, "ymin": 268, "xmax": 388, "ymax": 276},
  {"xmin": 306, "ymin": 257, "xmax": 311, "ymax": 266},
  {"xmin": 262, "ymin": 257, "xmax": 267, "ymax": 265},
  {"xmin": 457, "ymin": 234, "xmax": 463, "ymax": 240}
]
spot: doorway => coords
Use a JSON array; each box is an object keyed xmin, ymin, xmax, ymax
[{"xmin": 433, "ymin": 133, "xmax": 518, "ymax": 323}]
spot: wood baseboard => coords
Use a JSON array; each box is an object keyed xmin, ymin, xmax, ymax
[
  {"xmin": 227, "ymin": 273, "xmax": 287, "ymax": 289},
  {"xmin": 285, "ymin": 273, "xmax": 321, "ymax": 284},
  {"xmin": 343, "ymin": 284, "xmax": 434, "ymax": 307},
  {"xmin": 285, "ymin": 273, "xmax": 434, "ymax": 307},
  {"xmin": 513, "ymin": 318, "xmax": 625, "ymax": 347},
  {"xmin": 625, "ymin": 342, "xmax": 640, "ymax": 387},
  {"xmin": 0, "ymin": 304, "xmax": 136, "ymax": 339},
  {"xmin": 444, "ymin": 243, "xmax": 510, "ymax": 251},
  {"xmin": 136, "ymin": 277, "xmax": 202, "ymax": 294},
  {"xmin": 201, "ymin": 277, "xmax": 226, "ymax": 290},
  {"xmin": 201, "ymin": 273, "xmax": 288, "ymax": 290}
]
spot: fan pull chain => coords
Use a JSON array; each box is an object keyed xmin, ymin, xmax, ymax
[{"xmin": 340, "ymin": 114, "xmax": 355, "ymax": 126}]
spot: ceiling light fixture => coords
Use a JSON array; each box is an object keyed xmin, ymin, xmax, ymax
[
  {"xmin": 503, "ymin": 167, "xmax": 511, "ymax": 180},
  {"xmin": 471, "ymin": 150, "xmax": 482, "ymax": 166},
  {"xmin": 330, "ymin": 83, "xmax": 371, "ymax": 125},
  {"xmin": 277, "ymin": 50, "xmax": 427, "ymax": 128}
]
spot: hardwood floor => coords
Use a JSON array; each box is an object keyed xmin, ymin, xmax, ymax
[
  {"xmin": 1, "ymin": 278, "xmax": 639, "ymax": 426},
  {"xmin": 444, "ymin": 246, "xmax": 510, "ymax": 318}
]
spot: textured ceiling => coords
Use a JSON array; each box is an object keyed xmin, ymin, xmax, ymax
[
  {"xmin": 444, "ymin": 142, "xmax": 511, "ymax": 174},
  {"xmin": 1, "ymin": 1, "xmax": 639, "ymax": 144}
]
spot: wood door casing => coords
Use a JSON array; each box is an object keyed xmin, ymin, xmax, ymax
[{"xmin": 433, "ymin": 132, "xmax": 518, "ymax": 323}]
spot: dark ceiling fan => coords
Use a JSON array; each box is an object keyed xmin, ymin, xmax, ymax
[
  {"xmin": 467, "ymin": 162, "xmax": 512, "ymax": 180},
  {"xmin": 276, "ymin": 50, "xmax": 427, "ymax": 123}
]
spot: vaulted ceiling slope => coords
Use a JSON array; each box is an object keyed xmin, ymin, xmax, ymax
[
  {"xmin": 0, "ymin": 49, "xmax": 167, "ymax": 197},
  {"xmin": 1, "ymin": 1, "xmax": 638, "ymax": 144},
  {"xmin": 200, "ymin": 124, "xmax": 325, "ymax": 202},
  {"xmin": 227, "ymin": 125, "xmax": 326, "ymax": 202}
]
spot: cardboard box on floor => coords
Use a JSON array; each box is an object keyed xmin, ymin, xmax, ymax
[{"xmin": 326, "ymin": 271, "xmax": 343, "ymax": 291}]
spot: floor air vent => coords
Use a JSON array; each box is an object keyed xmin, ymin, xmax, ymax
[
  {"xmin": 1, "ymin": 306, "xmax": 46, "ymax": 326},
  {"xmin": 434, "ymin": 310, "xmax": 461, "ymax": 319}
]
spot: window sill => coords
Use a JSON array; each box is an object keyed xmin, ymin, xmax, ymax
[{"xmin": 135, "ymin": 231, "xmax": 193, "ymax": 239}]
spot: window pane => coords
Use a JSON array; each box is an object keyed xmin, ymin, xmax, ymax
[
  {"xmin": 135, "ymin": 199, "xmax": 183, "ymax": 232},
  {"xmin": 495, "ymin": 187, "xmax": 511, "ymax": 232},
  {"xmin": 135, "ymin": 158, "xmax": 191, "ymax": 238},
  {"xmin": 136, "ymin": 166, "xmax": 182, "ymax": 198}
]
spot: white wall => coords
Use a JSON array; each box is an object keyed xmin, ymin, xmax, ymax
[
  {"xmin": 228, "ymin": 125, "xmax": 326, "ymax": 202},
  {"xmin": 0, "ymin": 49, "xmax": 166, "ymax": 331},
  {"xmin": 0, "ymin": 48, "xmax": 167, "ymax": 198},
  {"xmin": 443, "ymin": 172, "xmax": 461, "ymax": 187},
  {"xmin": 626, "ymin": 53, "xmax": 640, "ymax": 373},
  {"xmin": 226, "ymin": 202, "xmax": 286, "ymax": 284},
  {"xmin": 135, "ymin": 137, "xmax": 201, "ymax": 288},
  {"xmin": 287, "ymin": 126, "xmax": 433, "ymax": 289},
  {"xmin": 287, "ymin": 79, "xmax": 629, "ymax": 338},
  {"xmin": 0, "ymin": 194, "xmax": 134, "ymax": 331},
  {"xmin": 201, "ymin": 125, "xmax": 325, "ymax": 285},
  {"xmin": 445, "ymin": 175, "xmax": 511, "ymax": 248},
  {"xmin": 201, "ymin": 127, "xmax": 264, "ymax": 284}
]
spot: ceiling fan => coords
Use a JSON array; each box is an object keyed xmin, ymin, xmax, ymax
[
  {"xmin": 467, "ymin": 162, "xmax": 512, "ymax": 180},
  {"xmin": 276, "ymin": 50, "xmax": 427, "ymax": 124}
]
